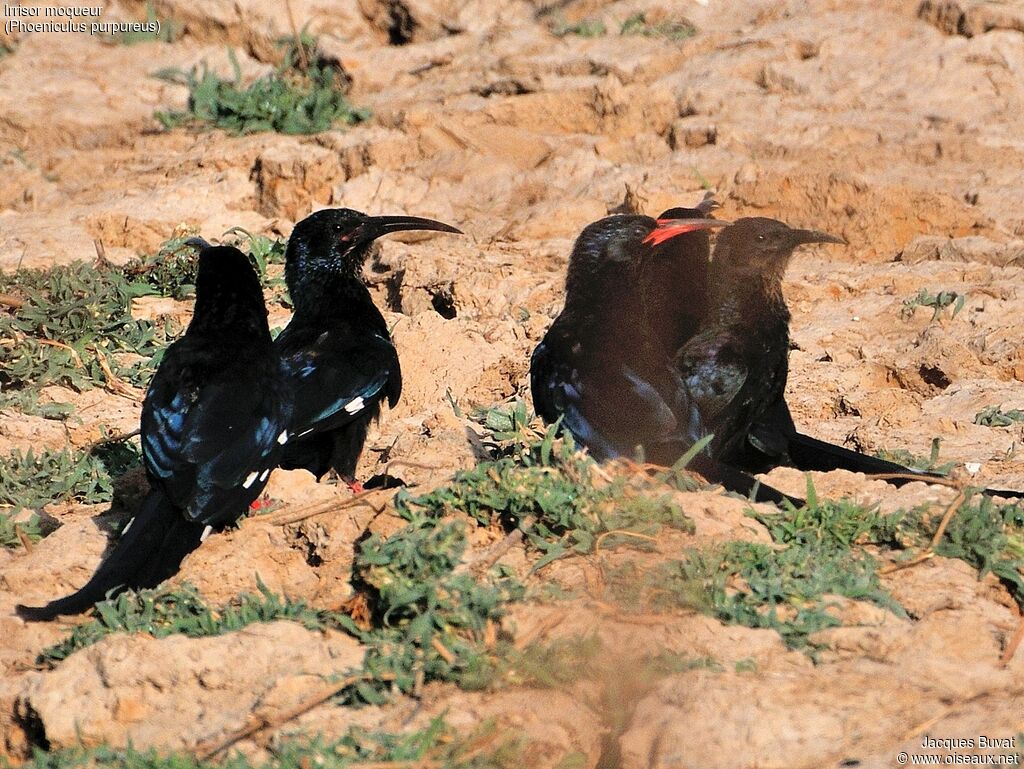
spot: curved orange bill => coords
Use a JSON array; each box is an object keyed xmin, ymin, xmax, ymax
[{"xmin": 642, "ymin": 218, "xmax": 729, "ymax": 247}]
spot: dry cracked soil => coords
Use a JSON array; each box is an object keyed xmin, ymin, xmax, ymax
[{"xmin": 2, "ymin": 0, "xmax": 1024, "ymax": 767}]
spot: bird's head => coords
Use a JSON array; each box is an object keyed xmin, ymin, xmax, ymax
[
  {"xmin": 285, "ymin": 208, "xmax": 462, "ymax": 292},
  {"xmin": 657, "ymin": 190, "xmax": 722, "ymax": 222},
  {"xmin": 566, "ymin": 214, "xmax": 727, "ymax": 296},
  {"xmin": 183, "ymin": 238, "xmax": 269, "ymax": 338},
  {"xmin": 713, "ymin": 217, "xmax": 845, "ymax": 277}
]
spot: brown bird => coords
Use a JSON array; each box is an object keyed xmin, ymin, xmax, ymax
[{"xmin": 657, "ymin": 217, "xmax": 846, "ymax": 467}]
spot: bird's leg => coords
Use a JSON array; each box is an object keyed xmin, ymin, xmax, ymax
[
  {"xmin": 249, "ymin": 494, "xmax": 270, "ymax": 511},
  {"xmin": 319, "ymin": 470, "xmax": 364, "ymax": 493}
]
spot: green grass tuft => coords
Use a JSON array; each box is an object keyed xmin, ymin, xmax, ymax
[
  {"xmin": 0, "ymin": 388, "xmax": 73, "ymax": 420},
  {"xmin": 551, "ymin": 16, "xmax": 607, "ymax": 37},
  {"xmin": 38, "ymin": 580, "xmax": 354, "ymax": 667},
  {"xmin": 619, "ymin": 12, "xmax": 696, "ymax": 40},
  {"xmin": 900, "ymin": 288, "xmax": 965, "ymax": 321},
  {"xmin": 874, "ymin": 436, "xmax": 955, "ymax": 476},
  {"xmin": 975, "ymin": 405, "xmax": 1024, "ymax": 428},
  {"xmin": 0, "ymin": 509, "xmax": 42, "ymax": 549},
  {"xmin": 402, "ymin": 402, "xmax": 694, "ymax": 570},
  {"xmin": 0, "ymin": 230, "xmax": 287, "ymax": 410},
  {"xmin": 350, "ymin": 513, "xmax": 524, "ymax": 700},
  {"xmin": 613, "ymin": 491, "xmax": 908, "ymax": 650},
  {"xmin": 108, "ymin": 1, "xmax": 180, "ymax": 45},
  {"xmin": 155, "ymin": 36, "xmax": 369, "ymax": 136},
  {"xmin": 0, "ymin": 447, "xmax": 121, "ymax": 512},
  {"xmin": 0, "ymin": 261, "xmax": 177, "ymax": 391},
  {"xmin": 11, "ymin": 715, "xmax": 519, "ymax": 768},
  {"xmin": 902, "ymin": 492, "xmax": 1024, "ymax": 603},
  {"xmin": 501, "ymin": 635, "xmax": 603, "ymax": 688},
  {"xmin": 120, "ymin": 229, "xmax": 287, "ymax": 301}
]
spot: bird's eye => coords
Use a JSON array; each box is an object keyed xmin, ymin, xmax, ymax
[{"xmin": 756, "ymin": 234, "xmax": 766, "ymax": 242}]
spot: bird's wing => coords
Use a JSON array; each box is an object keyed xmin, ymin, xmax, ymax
[
  {"xmin": 672, "ymin": 331, "xmax": 750, "ymax": 448},
  {"xmin": 142, "ymin": 347, "xmax": 287, "ymax": 526},
  {"xmin": 531, "ymin": 332, "xmax": 680, "ymax": 460},
  {"xmin": 276, "ymin": 326, "xmax": 401, "ymax": 439},
  {"xmin": 529, "ymin": 338, "xmax": 567, "ymax": 427},
  {"xmin": 530, "ymin": 337, "xmax": 624, "ymax": 459}
]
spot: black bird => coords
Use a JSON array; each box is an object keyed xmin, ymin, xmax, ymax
[
  {"xmin": 17, "ymin": 242, "xmax": 292, "ymax": 621},
  {"xmin": 530, "ymin": 213, "xmax": 794, "ymax": 503},
  {"xmin": 275, "ymin": 208, "xmax": 461, "ymax": 486}
]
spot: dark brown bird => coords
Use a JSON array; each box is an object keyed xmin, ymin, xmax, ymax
[
  {"xmin": 530, "ymin": 212, "xmax": 798, "ymax": 505},
  {"xmin": 642, "ymin": 209, "xmax": 1024, "ymax": 495},
  {"xmin": 658, "ymin": 217, "xmax": 846, "ymax": 468}
]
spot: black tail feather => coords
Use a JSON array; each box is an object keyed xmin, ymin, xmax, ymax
[
  {"xmin": 786, "ymin": 431, "xmax": 935, "ymax": 481},
  {"xmin": 16, "ymin": 491, "xmax": 205, "ymax": 622},
  {"xmin": 786, "ymin": 432, "xmax": 1024, "ymax": 499},
  {"xmin": 687, "ymin": 454, "xmax": 803, "ymax": 507}
]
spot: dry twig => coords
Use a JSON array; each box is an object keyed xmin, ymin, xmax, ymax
[
  {"xmin": 594, "ymin": 529, "xmax": 659, "ymax": 553},
  {"xmin": 194, "ymin": 672, "xmax": 394, "ymax": 760},
  {"xmin": 0, "ymin": 293, "xmax": 25, "ymax": 309},
  {"xmin": 881, "ymin": 486, "xmax": 968, "ymax": 575}
]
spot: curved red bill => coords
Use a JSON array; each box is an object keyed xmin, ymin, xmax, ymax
[{"xmin": 642, "ymin": 217, "xmax": 729, "ymax": 247}]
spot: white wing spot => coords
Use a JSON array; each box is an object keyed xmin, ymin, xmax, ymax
[
  {"xmin": 297, "ymin": 428, "xmax": 314, "ymax": 438},
  {"xmin": 277, "ymin": 430, "xmax": 289, "ymax": 445},
  {"xmin": 344, "ymin": 396, "xmax": 365, "ymax": 415},
  {"xmin": 200, "ymin": 525, "xmax": 213, "ymax": 542},
  {"xmin": 121, "ymin": 516, "xmax": 136, "ymax": 535},
  {"xmin": 259, "ymin": 469, "xmax": 270, "ymax": 482},
  {"xmin": 243, "ymin": 471, "xmax": 259, "ymax": 489}
]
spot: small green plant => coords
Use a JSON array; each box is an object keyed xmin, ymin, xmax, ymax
[
  {"xmin": 0, "ymin": 509, "xmax": 42, "ymax": 549},
  {"xmin": 155, "ymin": 36, "xmax": 369, "ymax": 135},
  {"xmin": 120, "ymin": 229, "xmax": 287, "ymax": 301},
  {"xmin": 975, "ymin": 405, "xmax": 1024, "ymax": 428},
  {"xmin": 875, "ymin": 436, "xmax": 955, "ymax": 476},
  {"xmin": 350, "ymin": 513, "xmax": 524, "ymax": 700},
  {"xmin": 501, "ymin": 635, "xmax": 603, "ymax": 688},
  {"xmin": 628, "ymin": 489, "xmax": 908, "ymax": 650},
  {"xmin": 118, "ymin": 235, "xmax": 202, "ymax": 300},
  {"xmin": 900, "ymin": 288, "xmax": 965, "ymax": 321},
  {"xmin": 402, "ymin": 403, "xmax": 693, "ymax": 570},
  {"xmin": 12, "ymin": 715, "xmax": 519, "ymax": 768},
  {"xmin": 0, "ymin": 388, "xmax": 73, "ymax": 420},
  {"xmin": 39, "ymin": 580, "xmax": 353, "ymax": 666},
  {"xmin": 223, "ymin": 227, "xmax": 287, "ymax": 276},
  {"xmin": 620, "ymin": 12, "xmax": 696, "ymax": 40},
  {"xmin": 551, "ymin": 16, "xmax": 607, "ymax": 37},
  {"xmin": 754, "ymin": 490, "xmax": 903, "ymax": 551},
  {"xmin": 109, "ymin": 1, "xmax": 180, "ymax": 45},
  {"xmin": 0, "ymin": 447, "xmax": 118, "ymax": 512},
  {"xmin": 901, "ymin": 493, "xmax": 1024, "ymax": 604},
  {"xmin": 0, "ymin": 260, "xmax": 177, "ymax": 391}
]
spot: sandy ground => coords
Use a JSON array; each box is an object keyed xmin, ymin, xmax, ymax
[{"xmin": 2, "ymin": 0, "xmax": 1024, "ymax": 766}]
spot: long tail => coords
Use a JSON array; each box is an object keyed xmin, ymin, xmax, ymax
[
  {"xmin": 687, "ymin": 454, "xmax": 803, "ymax": 507},
  {"xmin": 786, "ymin": 432, "xmax": 1023, "ymax": 499},
  {"xmin": 786, "ymin": 432, "xmax": 934, "ymax": 479},
  {"xmin": 16, "ymin": 490, "xmax": 206, "ymax": 621}
]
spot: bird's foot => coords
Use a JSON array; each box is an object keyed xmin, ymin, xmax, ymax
[
  {"xmin": 346, "ymin": 479, "xmax": 365, "ymax": 494},
  {"xmin": 249, "ymin": 494, "xmax": 272, "ymax": 512}
]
